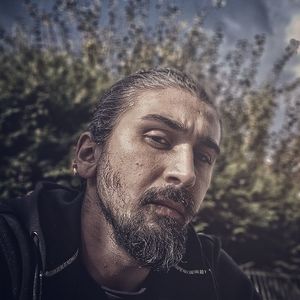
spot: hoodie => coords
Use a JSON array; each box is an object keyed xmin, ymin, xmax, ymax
[{"xmin": 0, "ymin": 182, "xmax": 260, "ymax": 300}]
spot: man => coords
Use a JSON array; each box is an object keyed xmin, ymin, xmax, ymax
[{"xmin": 0, "ymin": 68, "xmax": 260, "ymax": 299}]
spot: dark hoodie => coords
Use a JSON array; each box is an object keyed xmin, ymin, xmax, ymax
[{"xmin": 0, "ymin": 182, "xmax": 261, "ymax": 300}]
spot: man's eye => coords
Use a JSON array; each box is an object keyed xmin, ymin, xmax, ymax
[
  {"xmin": 144, "ymin": 135, "xmax": 170, "ymax": 149},
  {"xmin": 198, "ymin": 153, "xmax": 212, "ymax": 165}
]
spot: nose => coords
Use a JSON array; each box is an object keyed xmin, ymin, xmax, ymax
[{"xmin": 164, "ymin": 144, "xmax": 196, "ymax": 189}]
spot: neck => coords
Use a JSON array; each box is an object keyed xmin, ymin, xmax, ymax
[{"xmin": 80, "ymin": 189, "xmax": 150, "ymax": 292}]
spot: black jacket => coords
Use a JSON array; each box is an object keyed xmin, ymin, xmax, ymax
[{"xmin": 0, "ymin": 182, "xmax": 261, "ymax": 300}]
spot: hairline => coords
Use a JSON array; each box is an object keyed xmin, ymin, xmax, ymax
[
  {"xmin": 107, "ymin": 85, "xmax": 221, "ymax": 142},
  {"xmin": 88, "ymin": 68, "xmax": 222, "ymax": 147}
]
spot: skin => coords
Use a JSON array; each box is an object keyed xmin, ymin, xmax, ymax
[{"xmin": 75, "ymin": 87, "xmax": 221, "ymax": 292}]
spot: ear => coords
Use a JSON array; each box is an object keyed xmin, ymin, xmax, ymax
[{"xmin": 74, "ymin": 132, "xmax": 101, "ymax": 179}]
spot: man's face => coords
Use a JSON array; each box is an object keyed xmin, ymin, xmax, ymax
[{"xmin": 95, "ymin": 87, "xmax": 221, "ymax": 270}]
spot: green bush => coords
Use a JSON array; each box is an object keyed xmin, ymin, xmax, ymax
[{"xmin": 1, "ymin": 0, "xmax": 299, "ymax": 274}]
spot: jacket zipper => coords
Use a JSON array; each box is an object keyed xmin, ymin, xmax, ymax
[{"xmin": 31, "ymin": 231, "xmax": 43, "ymax": 300}]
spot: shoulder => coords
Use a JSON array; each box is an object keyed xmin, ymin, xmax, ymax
[
  {"xmin": 0, "ymin": 181, "xmax": 83, "ymax": 300},
  {"xmin": 0, "ymin": 209, "xmax": 33, "ymax": 300},
  {"xmin": 216, "ymin": 249, "xmax": 261, "ymax": 299},
  {"xmin": 196, "ymin": 233, "xmax": 261, "ymax": 300}
]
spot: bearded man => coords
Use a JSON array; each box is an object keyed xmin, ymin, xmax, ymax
[{"xmin": 0, "ymin": 68, "xmax": 260, "ymax": 299}]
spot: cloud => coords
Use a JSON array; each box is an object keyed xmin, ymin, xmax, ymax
[
  {"xmin": 286, "ymin": 14, "xmax": 300, "ymax": 41},
  {"xmin": 292, "ymin": 64, "xmax": 300, "ymax": 77},
  {"xmin": 193, "ymin": 0, "xmax": 274, "ymax": 49},
  {"xmin": 285, "ymin": 14, "xmax": 300, "ymax": 77}
]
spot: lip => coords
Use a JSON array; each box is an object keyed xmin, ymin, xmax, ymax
[{"xmin": 151, "ymin": 199, "xmax": 186, "ymax": 223}]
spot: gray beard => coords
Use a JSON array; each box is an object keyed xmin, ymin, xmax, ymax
[
  {"xmin": 96, "ymin": 186, "xmax": 188, "ymax": 271},
  {"xmin": 97, "ymin": 154, "xmax": 194, "ymax": 271},
  {"xmin": 96, "ymin": 159, "xmax": 192, "ymax": 271}
]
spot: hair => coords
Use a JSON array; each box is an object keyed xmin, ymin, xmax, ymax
[{"xmin": 88, "ymin": 68, "xmax": 216, "ymax": 146}]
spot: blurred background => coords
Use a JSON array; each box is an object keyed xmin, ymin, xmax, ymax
[{"xmin": 0, "ymin": 0, "xmax": 299, "ymax": 298}]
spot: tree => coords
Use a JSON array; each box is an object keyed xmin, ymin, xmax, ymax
[{"xmin": 0, "ymin": 0, "xmax": 299, "ymax": 273}]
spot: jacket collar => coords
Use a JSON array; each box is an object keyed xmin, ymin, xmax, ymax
[
  {"xmin": 13, "ymin": 182, "xmax": 211, "ymax": 278},
  {"xmin": 5, "ymin": 181, "xmax": 83, "ymax": 272}
]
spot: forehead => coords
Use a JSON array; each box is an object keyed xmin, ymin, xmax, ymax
[{"xmin": 125, "ymin": 87, "xmax": 221, "ymax": 143}]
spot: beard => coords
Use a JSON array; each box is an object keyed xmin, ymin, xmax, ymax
[{"xmin": 95, "ymin": 154, "xmax": 195, "ymax": 272}]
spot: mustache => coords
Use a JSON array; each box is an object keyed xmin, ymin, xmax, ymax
[{"xmin": 139, "ymin": 186, "xmax": 195, "ymax": 217}]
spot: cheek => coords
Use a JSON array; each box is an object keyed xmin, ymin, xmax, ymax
[
  {"xmin": 129, "ymin": 155, "xmax": 163, "ymax": 189},
  {"xmin": 109, "ymin": 139, "xmax": 163, "ymax": 190},
  {"xmin": 194, "ymin": 168, "xmax": 213, "ymax": 207},
  {"xmin": 195, "ymin": 165, "xmax": 213, "ymax": 185}
]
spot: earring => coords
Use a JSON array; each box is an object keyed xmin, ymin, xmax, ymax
[{"xmin": 72, "ymin": 160, "xmax": 78, "ymax": 176}]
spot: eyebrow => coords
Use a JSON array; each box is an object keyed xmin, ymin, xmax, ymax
[
  {"xmin": 141, "ymin": 114, "xmax": 188, "ymax": 132},
  {"xmin": 198, "ymin": 137, "xmax": 220, "ymax": 155},
  {"xmin": 141, "ymin": 114, "xmax": 220, "ymax": 155}
]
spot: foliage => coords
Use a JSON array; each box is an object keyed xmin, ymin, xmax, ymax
[{"xmin": 0, "ymin": 0, "xmax": 299, "ymax": 274}]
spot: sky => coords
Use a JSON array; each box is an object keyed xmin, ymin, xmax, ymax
[
  {"xmin": 175, "ymin": 0, "xmax": 300, "ymax": 80},
  {"xmin": 0, "ymin": 0, "xmax": 299, "ymax": 79}
]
